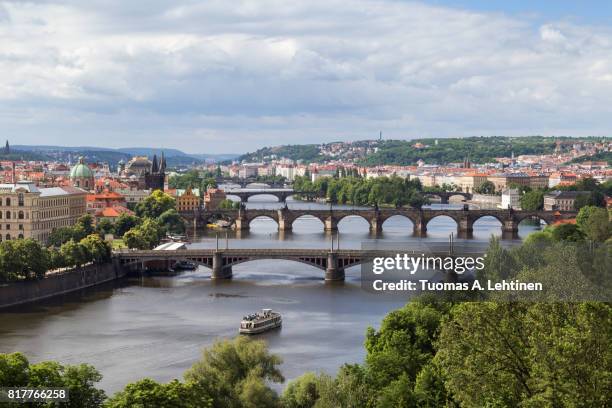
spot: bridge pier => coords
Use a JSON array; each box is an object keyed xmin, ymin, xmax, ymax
[
  {"xmin": 234, "ymin": 217, "xmax": 249, "ymax": 231},
  {"xmin": 502, "ymin": 219, "xmax": 519, "ymax": 240},
  {"xmin": 278, "ymin": 209, "xmax": 293, "ymax": 231},
  {"xmin": 324, "ymin": 217, "xmax": 338, "ymax": 232},
  {"xmin": 457, "ymin": 217, "xmax": 473, "ymax": 238},
  {"xmin": 413, "ymin": 217, "xmax": 427, "ymax": 237},
  {"xmin": 325, "ymin": 252, "xmax": 344, "ymax": 281},
  {"xmin": 211, "ymin": 252, "xmax": 232, "ymax": 279},
  {"xmin": 369, "ymin": 217, "xmax": 383, "ymax": 234}
]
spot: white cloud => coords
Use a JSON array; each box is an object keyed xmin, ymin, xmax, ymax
[{"xmin": 0, "ymin": 0, "xmax": 611, "ymax": 152}]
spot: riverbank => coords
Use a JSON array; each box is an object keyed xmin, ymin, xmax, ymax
[{"xmin": 0, "ymin": 262, "xmax": 126, "ymax": 309}]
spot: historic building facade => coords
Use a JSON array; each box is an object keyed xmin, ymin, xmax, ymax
[
  {"xmin": 0, "ymin": 181, "xmax": 87, "ymax": 243},
  {"xmin": 121, "ymin": 153, "xmax": 166, "ymax": 191}
]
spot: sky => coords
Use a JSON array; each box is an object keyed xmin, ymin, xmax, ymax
[{"xmin": 1, "ymin": 1, "xmax": 612, "ymax": 154}]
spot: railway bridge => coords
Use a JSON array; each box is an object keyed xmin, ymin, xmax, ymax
[{"xmin": 180, "ymin": 207, "xmax": 576, "ymax": 239}]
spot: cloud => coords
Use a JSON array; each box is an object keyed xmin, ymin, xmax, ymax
[{"xmin": 1, "ymin": 0, "xmax": 611, "ymax": 153}]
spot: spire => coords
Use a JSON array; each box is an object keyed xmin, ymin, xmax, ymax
[
  {"xmin": 160, "ymin": 151, "xmax": 166, "ymax": 172},
  {"xmin": 4, "ymin": 140, "xmax": 9, "ymax": 155},
  {"xmin": 151, "ymin": 154, "xmax": 159, "ymax": 173}
]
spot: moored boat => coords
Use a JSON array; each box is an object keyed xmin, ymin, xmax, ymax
[{"xmin": 239, "ymin": 309, "xmax": 282, "ymax": 334}]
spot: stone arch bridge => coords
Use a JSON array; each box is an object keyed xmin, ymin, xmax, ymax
[
  {"xmin": 224, "ymin": 189, "xmax": 319, "ymax": 203},
  {"xmin": 181, "ymin": 207, "xmax": 575, "ymax": 239}
]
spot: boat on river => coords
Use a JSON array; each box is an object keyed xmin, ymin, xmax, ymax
[{"xmin": 239, "ymin": 309, "xmax": 282, "ymax": 334}]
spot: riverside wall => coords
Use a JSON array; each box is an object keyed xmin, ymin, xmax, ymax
[{"xmin": 0, "ymin": 261, "xmax": 126, "ymax": 309}]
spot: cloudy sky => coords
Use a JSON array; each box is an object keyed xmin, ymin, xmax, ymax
[{"xmin": 1, "ymin": 1, "xmax": 612, "ymax": 154}]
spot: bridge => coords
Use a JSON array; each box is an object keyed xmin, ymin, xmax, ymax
[
  {"xmin": 224, "ymin": 189, "xmax": 319, "ymax": 203},
  {"xmin": 115, "ymin": 248, "xmax": 468, "ymax": 281},
  {"xmin": 216, "ymin": 177, "xmax": 287, "ymax": 188},
  {"xmin": 423, "ymin": 191, "xmax": 472, "ymax": 204},
  {"xmin": 181, "ymin": 207, "xmax": 576, "ymax": 239}
]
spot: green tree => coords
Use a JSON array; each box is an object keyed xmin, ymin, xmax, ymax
[
  {"xmin": 114, "ymin": 213, "xmax": 141, "ymax": 237},
  {"xmin": 435, "ymin": 302, "xmax": 611, "ymax": 407},
  {"xmin": 135, "ymin": 190, "xmax": 176, "ymax": 219},
  {"xmin": 158, "ymin": 209, "xmax": 186, "ymax": 234},
  {"xmin": 184, "ymin": 337, "xmax": 283, "ymax": 408},
  {"xmin": 576, "ymin": 206, "xmax": 611, "ymax": 242},
  {"xmin": 60, "ymin": 239, "xmax": 89, "ymax": 268},
  {"xmin": 80, "ymin": 234, "xmax": 111, "ymax": 264},
  {"xmin": 96, "ymin": 218, "xmax": 115, "ymax": 236},
  {"xmin": 474, "ymin": 180, "xmax": 495, "ymax": 195},
  {"xmin": 0, "ymin": 352, "xmax": 106, "ymax": 408},
  {"xmin": 106, "ymin": 378, "xmax": 210, "ymax": 408},
  {"xmin": 0, "ymin": 239, "xmax": 49, "ymax": 281},
  {"xmin": 519, "ymin": 190, "xmax": 544, "ymax": 211}
]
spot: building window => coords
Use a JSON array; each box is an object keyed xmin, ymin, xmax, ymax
[
  {"xmin": 18, "ymin": 211, "xmax": 24, "ymax": 219},
  {"xmin": 5, "ymin": 234, "xmax": 9, "ymax": 240},
  {"xmin": 18, "ymin": 193, "xmax": 24, "ymax": 206},
  {"xmin": 19, "ymin": 224, "xmax": 23, "ymax": 230},
  {"xmin": 5, "ymin": 211, "xmax": 9, "ymax": 219},
  {"xmin": 5, "ymin": 198, "xmax": 10, "ymax": 206},
  {"xmin": 18, "ymin": 234, "xmax": 24, "ymax": 239},
  {"xmin": 6, "ymin": 224, "xmax": 9, "ymax": 230}
]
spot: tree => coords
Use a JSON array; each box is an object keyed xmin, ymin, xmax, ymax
[
  {"xmin": 474, "ymin": 180, "xmax": 495, "ymax": 195},
  {"xmin": 576, "ymin": 206, "xmax": 611, "ymax": 242},
  {"xmin": 435, "ymin": 302, "xmax": 611, "ymax": 407},
  {"xmin": 106, "ymin": 378, "xmax": 210, "ymax": 408},
  {"xmin": 124, "ymin": 219, "xmax": 164, "ymax": 250},
  {"xmin": 550, "ymin": 223, "xmax": 585, "ymax": 242},
  {"xmin": 0, "ymin": 239, "xmax": 49, "ymax": 281},
  {"xmin": 520, "ymin": 190, "xmax": 544, "ymax": 211},
  {"xmin": 96, "ymin": 218, "xmax": 115, "ymax": 236},
  {"xmin": 158, "ymin": 209, "xmax": 186, "ymax": 234},
  {"xmin": 60, "ymin": 239, "xmax": 88, "ymax": 268},
  {"xmin": 114, "ymin": 213, "xmax": 141, "ymax": 237},
  {"xmin": 135, "ymin": 190, "xmax": 175, "ymax": 219},
  {"xmin": 76, "ymin": 214, "xmax": 96, "ymax": 236},
  {"xmin": 184, "ymin": 337, "xmax": 283, "ymax": 408},
  {"xmin": 79, "ymin": 234, "xmax": 111, "ymax": 264},
  {"xmin": 0, "ymin": 352, "xmax": 106, "ymax": 408}
]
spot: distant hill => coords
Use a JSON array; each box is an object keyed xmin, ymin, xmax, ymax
[
  {"xmin": 12, "ymin": 145, "xmax": 239, "ymax": 167},
  {"xmin": 0, "ymin": 149, "xmax": 50, "ymax": 161}
]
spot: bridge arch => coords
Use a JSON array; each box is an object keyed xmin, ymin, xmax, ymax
[
  {"xmin": 247, "ymin": 215, "xmax": 279, "ymax": 227},
  {"xmin": 336, "ymin": 213, "xmax": 371, "ymax": 231},
  {"xmin": 471, "ymin": 212, "xmax": 506, "ymax": 225},
  {"xmin": 380, "ymin": 215, "xmax": 416, "ymax": 233},
  {"xmin": 424, "ymin": 214, "xmax": 460, "ymax": 232},
  {"xmin": 290, "ymin": 214, "xmax": 325, "ymax": 232}
]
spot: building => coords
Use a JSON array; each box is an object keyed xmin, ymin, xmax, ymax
[
  {"xmin": 204, "ymin": 188, "xmax": 227, "ymax": 210},
  {"xmin": 500, "ymin": 189, "xmax": 521, "ymax": 210},
  {"xmin": 69, "ymin": 157, "xmax": 95, "ymax": 191},
  {"xmin": 0, "ymin": 181, "xmax": 87, "ymax": 243},
  {"xmin": 543, "ymin": 191, "xmax": 589, "ymax": 211},
  {"xmin": 122, "ymin": 154, "xmax": 166, "ymax": 191},
  {"xmin": 487, "ymin": 173, "xmax": 549, "ymax": 192},
  {"xmin": 175, "ymin": 187, "xmax": 201, "ymax": 212}
]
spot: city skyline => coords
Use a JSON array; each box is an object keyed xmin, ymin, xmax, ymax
[{"xmin": 1, "ymin": 0, "xmax": 612, "ymax": 153}]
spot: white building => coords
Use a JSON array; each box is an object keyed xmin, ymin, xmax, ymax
[{"xmin": 500, "ymin": 189, "xmax": 521, "ymax": 210}]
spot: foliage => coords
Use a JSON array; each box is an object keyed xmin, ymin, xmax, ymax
[
  {"xmin": 123, "ymin": 218, "xmax": 164, "ymax": 249},
  {"xmin": 361, "ymin": 136, "xmax": 563, "ymax": 166},
  {"xmin": 158, "ymin": 209, "xmax": 186, "ymax": 234},
  {"xmin": 293, "ymin": 175, "xmax": 428, "ymax": 207},
  {"xmin": 219, "ymin": 199, "xmax": 241, "ymax": 209},
  {"xmin": 474, "ymin": 180, "xmax": 495, "ymax": 195},
  {"xmin": 169, "ymin": 169, "xmax": 217, "ymax": 192},
  {"xmin": 519, "ymin": 190, "xmax": 544, "ymax": 211},
  {"xmin": 135, "ymin": 190, "xmax": 176, "ymax": 219},
  {"xmin": 0, "ymin": 238, "xmax": 49, "ymax": 282},
  {"xmin": 114, "ymin": 213, "xmax": 142, "ymax": 237},
  {"xmin": 47, "ymin": 214, "xmax": 95, "ymax": 247},
  {"xmin": 435, "ymin": 302, "xmax": 611, "ymax": 407},
  {"xmin": 80, "ymin": 234, "xmax": 112, "ymax": 264},
  {"xmin": 239, "ymin": 144, "xmax": 324, "ymax": 163},
  {"xmin": 105, "ymin": 378, "xmax": 210, "ymax": 408},
  {"xmin": 576, "ymin": 206, "xmax": 611, "ymax": 242},
  {"xmin": 184, "ymin": 336, "xmax": 284, "ymax": 408},
  {"xmin": 0, "ymin": 352, "xmax": 106, "ymax": 407}
]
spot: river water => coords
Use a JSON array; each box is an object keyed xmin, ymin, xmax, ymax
[{"xmin": 0, "ymin": 193, "xmax": 541, "ymax": 393}]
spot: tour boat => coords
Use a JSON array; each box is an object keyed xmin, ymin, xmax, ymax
[{"xmin": 239, "ymin": 309, "xmax": 282, "ymax": 334}]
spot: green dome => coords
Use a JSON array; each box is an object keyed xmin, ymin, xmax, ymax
[{"xmin": 70, "ymin": 157, "xmax": 94, "ymax": 179}]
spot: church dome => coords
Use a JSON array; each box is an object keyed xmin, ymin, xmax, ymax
[{"xmin": 70, "ymin": 157, "xmax": 94, "ymax": 179}]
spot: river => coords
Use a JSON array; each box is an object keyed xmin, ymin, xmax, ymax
[{"xmin": 0, "ymin": 194, "xmax": 542, "ymax": 393}]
